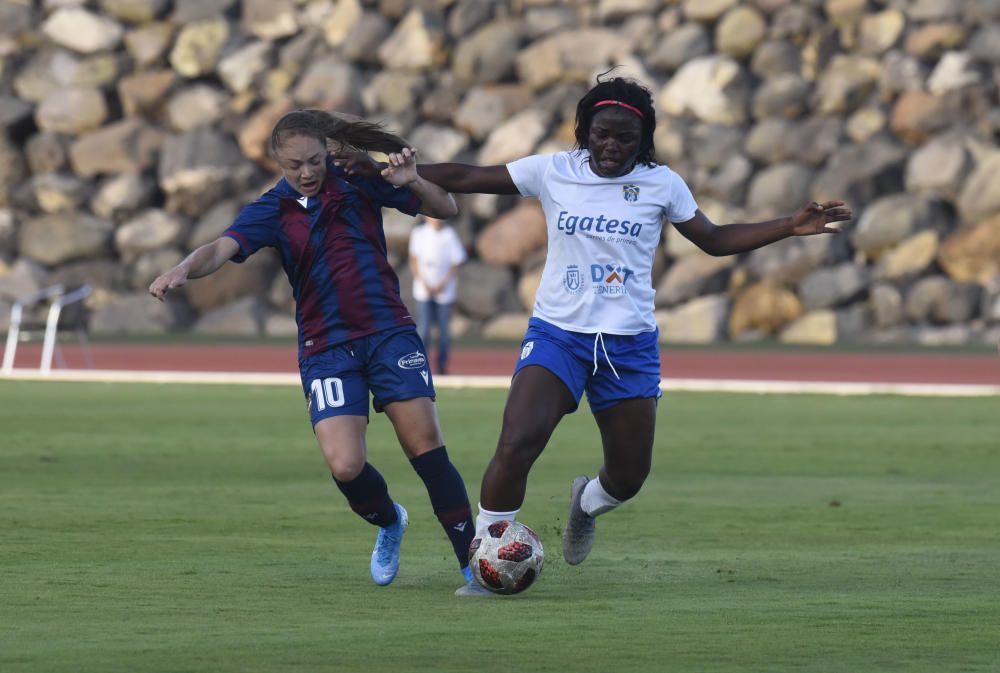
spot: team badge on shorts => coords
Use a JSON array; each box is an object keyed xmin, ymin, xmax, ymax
[
  {"xmin": 563, "ymin": 265, "xmax": 584, "ymax": 294},
  {"xmin": 520, "ymin": 341, "xmax": 534, "ymax": 360},
  {"xmin": 397, "ymin": 351, "xmax": 427, "ymax": 369},
  {"xmin": 622, "ymin": 184, "xmax": 639, "ymax": 203}
]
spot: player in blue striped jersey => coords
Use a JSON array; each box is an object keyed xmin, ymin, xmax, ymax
[{"xmin": 150, "ymin": 110, "xmax": 478, "ymax": 590}]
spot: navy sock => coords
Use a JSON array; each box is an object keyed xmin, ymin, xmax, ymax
[
  {"xmin": 332, "ymin": 463, "xmax": 398, "ymax": 528},
  {"xmin": 410, "ymin": 446, "xmax": 475, "ymax": 569}
]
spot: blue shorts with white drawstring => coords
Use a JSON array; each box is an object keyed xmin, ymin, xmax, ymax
[{"xmin": 512, "ymin": 317, "xmax": 662, "ymax": 413}]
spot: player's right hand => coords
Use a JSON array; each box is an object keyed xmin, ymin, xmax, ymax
[
  {"xmin": 332, "ymin": 151, "xmax": 383, "ymax": 177},
  {"xmin": 149, "ymin": 267, "xmax": 189, "ymax": 301}
]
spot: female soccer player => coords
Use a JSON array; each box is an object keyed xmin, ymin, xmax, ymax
[
  {"xmin": 390, "ymin": 76, "xmax": 852, "ymax": 594},
  {"xmin": 149, "ymin": 109, "xmax": 477, "ymax": 589}
]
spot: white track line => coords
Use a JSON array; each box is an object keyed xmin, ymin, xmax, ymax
[{"xmin": 2, "ymin": 368, "xmax": 998, "ymax": 396}]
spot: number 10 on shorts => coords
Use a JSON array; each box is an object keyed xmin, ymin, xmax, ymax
[{"xmin": 310, "ymin": 377, "xmax": 345, "ymax": 411}]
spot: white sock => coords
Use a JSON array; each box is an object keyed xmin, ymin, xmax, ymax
[
  {"xmin": 581, "ymin": 477, "xmax": 622, "ymax": 517},
  {"xmin": 476, "ymin": 503, "xmax": 519, "ymax": 537}
]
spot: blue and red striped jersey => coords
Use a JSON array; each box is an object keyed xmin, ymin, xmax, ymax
[{"xmin": 223, "ymin": 159, "xmax": 422, "ymax": 356}]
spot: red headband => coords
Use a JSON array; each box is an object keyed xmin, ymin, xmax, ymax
[{"xmin": 593, "ymin": 100, "xmax": 645, "ymax": 119}]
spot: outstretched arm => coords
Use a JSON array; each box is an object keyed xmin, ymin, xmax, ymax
[
  {"xmin": 672, "ymin": 201, "xmax": 853, "ymax": 257},
  {"xmin": 333, "ymin": 151, "xmax": 519, "ymax": 196},
  {"xmin": 381, "ymin": 148, "xmax": 458, "ymax": 218},
  {"xmin": 416, "ymin": 163, "xmax": 520, "ymax": 195},
  {"xmin": 148, "ymin": 237, "xmax": 240, "ymax": 300}
]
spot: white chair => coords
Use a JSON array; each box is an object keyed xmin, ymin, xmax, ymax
[{"xmin": 2, "ymin": 284, "xmax": 93, "ymax": 374}]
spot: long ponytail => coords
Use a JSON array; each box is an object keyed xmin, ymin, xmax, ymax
[{"xmin": 270, "ymin": 109, "xmax": 408, "ymax": 155}]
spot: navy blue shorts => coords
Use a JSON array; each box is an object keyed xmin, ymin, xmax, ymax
[
  {"xmin": 513, "ymin": 317, "xmax": 662, "ymax": 413},
  {"xmin": 299, "ymin": 326, "xmax": 435, "ymax": 425}
]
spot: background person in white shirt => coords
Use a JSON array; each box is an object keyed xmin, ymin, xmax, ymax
[{"xmin": 408, "ymin": 217, "xmax": 467, "ymax": 374}]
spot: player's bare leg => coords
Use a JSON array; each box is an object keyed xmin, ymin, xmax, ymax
[
  {"xmin": 564, "ymin": 398, "xmax": 656, "ymax": 564},
  {"xmin": 479, "ymin": 366, "xmax": 575, "ymax": 512},
  {"xmin": 315, "ymin": 415, "xmax": 407, "ymax": 585}
]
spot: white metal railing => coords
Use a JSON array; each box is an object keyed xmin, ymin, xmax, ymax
[{"xmin": 2, "ymin": 284, "xmax": 92, "ymax": 375}]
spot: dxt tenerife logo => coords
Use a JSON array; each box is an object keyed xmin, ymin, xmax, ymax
[
  {"xmin": 622, "ymin": 184, "xmax": 639, "ymax": 203},
  {"xmin": 563, "ymin": 264, "xmax": 584, "ymax": 294},
  {"xmin": 591, "ymin": 263, "xmax": 634, "ymax": 296},
  {"xmin": 556, "ymin": 210, "xmax": 645, "ymax": 238}
]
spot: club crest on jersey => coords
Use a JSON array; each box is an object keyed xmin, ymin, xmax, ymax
[
  {"xmin": 563, "ymin": 265, "xmax": 584, "ymax": 294},
  {"xmin": 591, "ymin": 263, "xmax": 634, "ymax": 296},
  {"xmin": 397, "ymin": 352, "xmax": 427, "ymax": 369},
  {"xmin": 622, "ymin": 184, "xmax": 639, "ymax": 203},
  {"xmin": 520, "ymin": 341, "xmax": 534, "ymax": 360}
]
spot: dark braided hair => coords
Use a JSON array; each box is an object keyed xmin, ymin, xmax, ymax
[
  {"xmin": 574, "ymin": 76, "xmax": 657, "ymax": 167},
  {"xmin": 270, "ymin": 109, "xmax": 409, "ymax": 155}
]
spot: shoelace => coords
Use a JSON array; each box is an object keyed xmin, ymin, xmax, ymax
[
  {"xmin": 591, "ymin": 332, "xmax": 621, "ymax": 380},
  {"xmin": 376, "ymin": 525, "xmax": 401, "ymax": 564}
]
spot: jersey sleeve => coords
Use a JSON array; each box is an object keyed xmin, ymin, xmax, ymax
[
  {"xmin": 506, "ymin": 154, "xmax": 551, "ymax": 198},
  {"xmin": 353, "ymin": 174, "xmax": 423, "ymax": 216},
  {"xmin": 222, "ymin": 196, "xmax": 280, "ymax": 263},
  {"xmin": 665, "ymin": 171, "xmax": 699, "ymax": 223}
]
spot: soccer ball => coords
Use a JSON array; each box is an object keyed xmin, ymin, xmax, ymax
[{"xmin": 469, "ymin": 520, "xmax": 544, "ymax": 595}]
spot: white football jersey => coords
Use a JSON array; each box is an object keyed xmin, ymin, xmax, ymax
[{"xmin": 507, "ymin": 150, "xmax": 698, "ymax": 334}]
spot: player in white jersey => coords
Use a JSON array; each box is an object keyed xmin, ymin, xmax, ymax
[{"xmin": 401, "ymin": 76, "xmax": 851, "ymax": 594}]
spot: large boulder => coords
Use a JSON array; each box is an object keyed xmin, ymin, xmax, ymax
[
  {"xmin": 475, "ymin": 202, "xmax": 548, "ymax": 267},
  {"xmin": 729, "ymin": 280, "xmax": 803, "ymax": 337},
  {"xmin": 0, "ymin": 259, "xmax": 49, "ymax": 301},
  {"xmin": 242, "ymin": 0, "xmax": 297, "ymax": 40},
  {"xmin": 956, "ymin": 152, "xmax": 1000, "ymax": 223},
  {"xmin": 378, "ymin": 8, "xmax": 446, "ymax": 71},
  {"xmin": 88, "ymin": 292, "xmax": 192, "ymax": 335},
  {"xmin": 452, "ymin": 20, "xmax": 521, "ymax": 83},
  {"xmin": 454, "ymin": 85, "xmax": 534, "ymax": 141},
  {"xmin": 158, "ymin": 129, "xmax": 253, "ymax": 216},
  {"xmin": 456, "ymin": 260, "xmax": 521, "ymax": 318},
  {"xmin": 655, "ymin": 255, "xmax": 734, "ymax": 308},
  {"xmin": 515, "ymin": 29, "xmax": 627, "ymax": 90},
  {"xmin": 291, "ymin": 56, "xmax": 363, "ymax": 114},
  {"xmin": 780, "ymin": 310, "xmax": 837, "ymax": 345},
  {"xmin": 937, "ymin": 214, "xmax": 1000, "ymax": 284},
  {"xmin": 477, "ymin": 109, "xmax": 550, "ymax": 166},
  {"xmin": 169, "ymin": 19, "xmax": 229, "ymax": 78},
  {"xmin": 114, "ymin": 209, "xmax": 188, "ymax": 263},
  {"xmin": 797, "ymin": 263, "xmax": 869, "ymax": 310},
  {"xmin": 117, "ymin": 70, "xmax": 176, "ymax": 119},
  {"xmin": 904, "ymin": 132, "xmax": 970, "ymax": 198},
  {"xmin": 659, "ymin": 56, "xmax": 750, "ymax": 125},
  {"xmin": 874, "ymin": 230, "xmax": 940, "ymax": 280},
  {"xmin": 192, "ymin": 296, "xmax": 268, "ymax": 336},
  {"xmin": 35, "ymin": 88, "xmax": 108, "ymax": 135},
  {"xmin": 905, "ymin": 275, "xmax": 981, "ymax": 323},
  {"xmin": 851, "ymin": 193, "xmax": 944, "ymax": 259},
  {"xmin": 18, "ymin": 213, "xmax": 113, "ymax": 266},
  {"xmin": 69, "ymin": 120, "xmax": 165, "ymax": 177},
  {"xmin": 656, "ymin": 294, "xmax": 729, "ymax": 343},
  {"xmin": 42, "ymin": 8, "xmax": 123, "ymax": 54}
]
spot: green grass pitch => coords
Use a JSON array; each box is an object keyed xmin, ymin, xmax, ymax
[{"xmin": 2, "ymin": 380, "xmax": 999, "ymax": 672}]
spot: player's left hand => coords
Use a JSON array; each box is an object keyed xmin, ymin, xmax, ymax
[
  {"xmin": 332, "ymin": 151, "xmax": 383, "ymax": 178},
  {"xmin": 380, "ymin": 147, "xmax": 419, "ymax": 186},
  {"xmin": 789, "ymin": 200, "xmax": 852, "ymax": 236}
]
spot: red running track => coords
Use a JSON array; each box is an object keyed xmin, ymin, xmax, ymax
[{"xmin": 7, "ymin": 342, "xmax": 999, "ymax": 385}]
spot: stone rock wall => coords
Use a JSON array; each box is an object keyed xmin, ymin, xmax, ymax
[{"xmin": 1, "ymin": 0, "xmax": 998, "ymax": 346}]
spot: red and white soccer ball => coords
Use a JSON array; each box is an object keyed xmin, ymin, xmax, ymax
[{"xmin": 469, "ymin": 520, "xmax": 544, "ymax": 595}]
